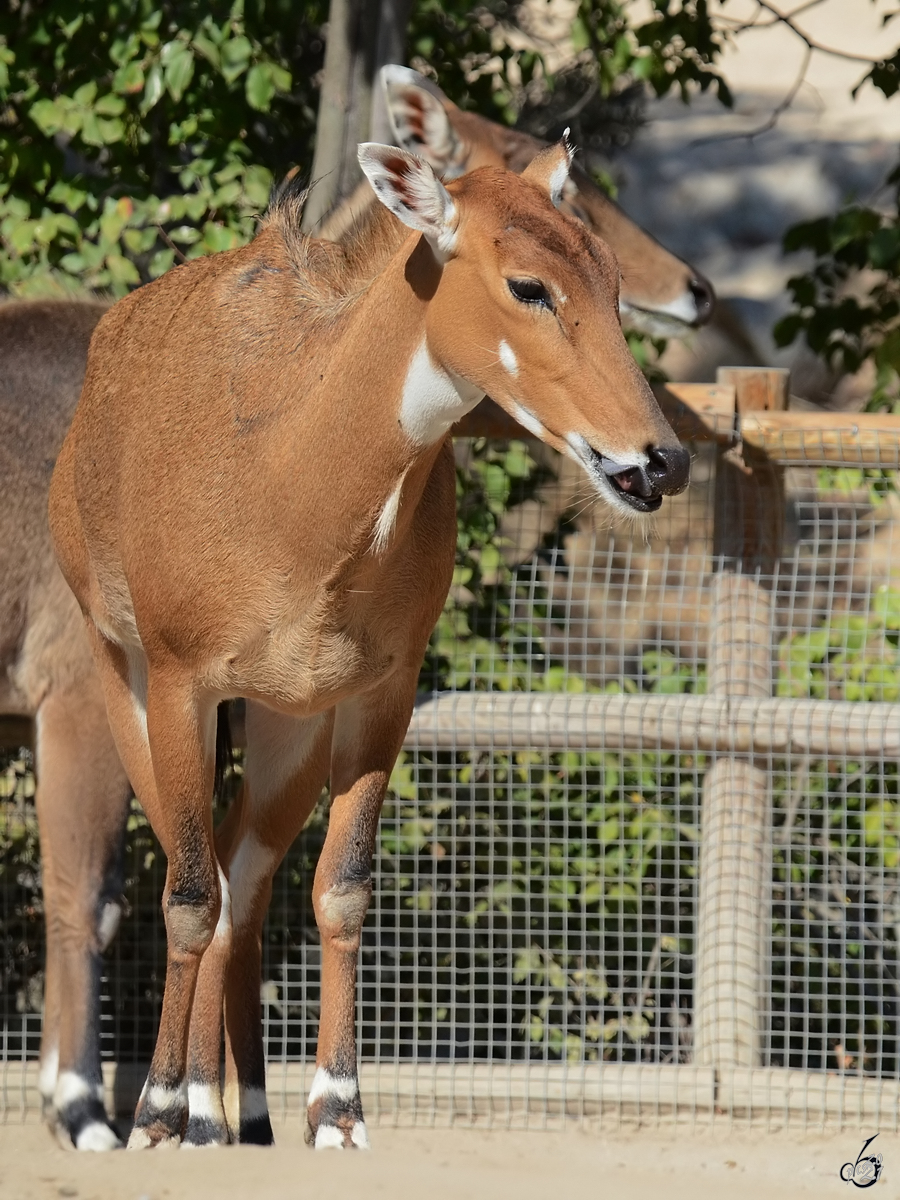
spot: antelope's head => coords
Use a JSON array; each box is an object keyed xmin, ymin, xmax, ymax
[
  {"xmin": 379, "ymin": 65, "xmax": 714, "ymax": 339},
  {"xmin": 358, "ymin": 142, "xmax": 690, "ymax": 516}
]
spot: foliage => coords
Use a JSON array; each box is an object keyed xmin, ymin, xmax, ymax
[
  {"xmin": 0, "ymin": 0, "xmax": 539, "ymax": 295},
  {"xmin": 775, "ymin": 194, "xmax": 900, "ymax": 413},
  {"xmin": 777, "ymin": 585, "xmax": 900, "ymax": 702},
  {"xmin": 0, "ymin": 0, "xmax": 330, "ymax": 295},
  {"xmin": 774, "ymin": 26, "xmax": 900, "ymax": 413},
  {"xmin": 572, "ymin": 0, "xmax": 730, "ymax": 105},
  {"xmin": 0, "ymin": 0, "xmax": 732, "ymax": 299},
  {"xmin": 771, "ymin": 584, "xmax": 900, "ymax": 1071}
]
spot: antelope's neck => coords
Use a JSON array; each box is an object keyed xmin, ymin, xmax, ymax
[{"xmin": 334, "ymin": 233, "xmax": 483, "ymax": 458}]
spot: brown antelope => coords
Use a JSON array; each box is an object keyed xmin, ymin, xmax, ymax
[
  {"xmin": 48, "ymin": 141, "xmax": 689, "ymax": 1150},
  {"xmin": 319, "ymin": 66, "xmax": 715, "ymax": 337},
  {"xmin": 0, "ymin": 299, "xmax": 127, "ymax": 1150},
  {"xmin": 1, "ymin": 72, "xmax": 720, "ymax": 1142},
  {"xmin": 12, "ymin": 68, "xmax": 714, "ymax": 1152}
]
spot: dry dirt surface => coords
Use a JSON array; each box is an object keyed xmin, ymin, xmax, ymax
[{"xmin": 0, "ymin": 1121, "xmax": 895, "ymax": 1200}]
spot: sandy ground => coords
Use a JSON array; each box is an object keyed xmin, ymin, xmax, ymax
[{"xmin": 0, "ymin": 1121, "xmax": 896, "ymax": 1200}]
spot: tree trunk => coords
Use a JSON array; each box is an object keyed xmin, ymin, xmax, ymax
[{"xmin": 302, "ymin": 0, "xmax": 414, "ymax": 233}]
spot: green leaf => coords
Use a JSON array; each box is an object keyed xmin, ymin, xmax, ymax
[
  {"xmin": 114, "ymin": 59, "xmax": 146, "ymax": 94},
  {"xmin": 148, "ymin": 248, "xmax": 175, "ymax": 278},
  {"xmin": 29, "ymin": 98, "xmax": 63, "ymax": 136},
  {"xmin": 164, "ymin": 46, "xmax": 195, "ymax": 103},
  {"xmin": 245, "ymin": 63, "xmax": 275, "ymax": 112},
  {"xmin": 94, "ymin": 93, "xmax": 126, "ymax": 117},
  {"xmin": 72, "ymin": 80, "xmax": 97, "ymax": 106},
  {"xmin": 221, "ymin": 35, "xmax": 252, "ymax": 83},
  {"xmin": 80, "ymin": 113, "xmax": 104, "ymax": 147},
  {"xmin": 192, "ymin": 34, "xmax": 221, "ymax": 69},
  {"xmin": 97, "ymin": 117, "xmax": 125, "ymax": 144},
  {"xmin": 141, "ymin": 63, "xmax": 164, "ymax": 113},
  {"xmin": 201, "ymin": 222, "xmax": 238, "ymax": 253},
  {"xmin": 105, "ymin": 253, "xmax": 140, "ymax": 286}
]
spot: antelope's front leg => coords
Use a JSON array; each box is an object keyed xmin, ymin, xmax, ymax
[{"xmin": 306, "ymin": 680, "xmax": 416, "ymax": 1150}]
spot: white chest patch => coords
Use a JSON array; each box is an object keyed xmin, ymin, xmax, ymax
[
  {"xmin": 399, "ymin": 340, "xmax": 483, "ymax": 446},
  {"xmin": 498, "ymin": 340, "xmax": 518, "ymax": 376}
]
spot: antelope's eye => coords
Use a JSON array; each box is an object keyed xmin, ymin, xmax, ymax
[{"xmin": 507, "ymin": 278, "xmax": 554, "ymax": 311}]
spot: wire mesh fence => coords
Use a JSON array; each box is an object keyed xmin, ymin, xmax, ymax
[{"xmin": 4, "ymin": 376, "xmax": 900, "ymax": 1130}]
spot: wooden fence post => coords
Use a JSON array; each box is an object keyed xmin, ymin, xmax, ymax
[{"xmin": 692, "ymin": 368, "xmax": 789, "ymax": 1079}]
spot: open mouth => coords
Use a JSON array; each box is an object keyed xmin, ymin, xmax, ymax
[{"xmin": 604, "ymin": 463, "xmax": 663, "ymax": 513}]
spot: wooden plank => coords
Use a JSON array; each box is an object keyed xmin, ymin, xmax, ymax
[
  {"xmin": 741, "ymin": 411, "xmax": 900, "ymax": 466},
  {"xmin": 403, "ymin": 692, "xmax": 900, "ymax": 759},
  {"xmin": 0, "ymin": 1060, "xmax": 717, "ymax": 1120},
  {"xmin": 6, "ymin": 1059, "xmax": 897, "ymax": 1125},
  {"xmin": 721, "ymin": 1067, "xmax": 900, "ymax": 1127},
  {"xmin": 656, "ymin": 382, "xmax": 736, "ymax": 442},
  {"xmin": 452, "ymin": 390, "xmax": 900, "ymax": 464},
  {"xmin": 451, "ymin": 386, "xmax": 736, "ymax": 443},
  {"xmin": 694, "ymin": 370, "xmax": 786, "ymax": 1071}
]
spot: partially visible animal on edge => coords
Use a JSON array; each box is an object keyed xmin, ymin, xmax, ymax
[
  {"xmin": 48, "ymin": 141, "xmax": 690, "ymax": 1150},
  {"xmin": 1, "ymin": 63, "xmax": 717, "ymax": 1151},
  {"xmin": 0, "ymin": 300, "xmax": 129, "ymax": 1150},
  {"xmin": 323, "ymin": 66, "xmax": 715, "ymax": 339}
]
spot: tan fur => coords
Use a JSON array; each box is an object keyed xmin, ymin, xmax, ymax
[{"xmin": 48, "ymin": 150, "xmax": 687, "ymax": 1150}]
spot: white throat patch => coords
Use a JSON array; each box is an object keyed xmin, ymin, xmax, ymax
[{"xmin": 399, "ymin": 340, "xmax": 483, "ymax": 446}]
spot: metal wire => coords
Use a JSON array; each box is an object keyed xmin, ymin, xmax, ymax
[{"xmin": 3, "ymin": 428, "xmax": 900, "ymax": 1130}]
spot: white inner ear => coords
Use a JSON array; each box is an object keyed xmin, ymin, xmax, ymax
[
  {"xmin": 548, "ymin": 128, "xmax": 575, "ymax": 209},
  {"xmin": 358, "ymin": 143, "xmax": 458, "ymax": 259},
  {"xmin": 380, "ymin": 65, "xmax": 465, "ymax": 177}
]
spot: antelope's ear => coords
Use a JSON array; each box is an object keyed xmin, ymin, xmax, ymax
[
  {"xmin": 521, "ymin": 130, "xmax": 575, "ymax": 209},
  {"xmin": 358, "ymin": 143, "xmax": 458, "ymax": 258},
  {"xmin": 379, "ymin": 65, "xmax": 467, "ymax": 179}
]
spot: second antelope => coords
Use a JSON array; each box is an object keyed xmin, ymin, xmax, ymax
[{"xmin": 49, "ymin": 140, "xmax": 689, "ymax": 1150}]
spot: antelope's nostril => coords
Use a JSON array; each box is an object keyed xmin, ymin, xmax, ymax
[
  {"xmin": 646, "ymin": 445, "xmax": 691, "ymax": 495},
  {"xmin": 688, "ymin": 276, "xmax": 715, "ymax": 326}
]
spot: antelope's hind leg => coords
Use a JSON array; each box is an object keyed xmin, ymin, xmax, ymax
[
  {"xmin": 211, "ymin": 704, "xmax": 334, "ymax": 1146},
  {"xmin": 35, "ymin": 682, "xmax": 130, "ymax": 1150},
  {"xmin": 305, "ymin": 674, "xmax": 419, "ymax": 1151}
]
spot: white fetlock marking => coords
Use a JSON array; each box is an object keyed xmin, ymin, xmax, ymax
[
  {"xmin": 350, "ymin": 1122, "xmax": 371, "ymax": 1150},
  {"xmin": 187, "ymin": 1083, "xmax": 224, "ymax": 1122},
  {"xmin": 127, "ymin": 1127, "xmax": 152, "ymax": 1150},
  {"xmin": 55, "ymin": 1071, "xmax": 103, "ymax": 1110},
  {"xmin": 75, "ymin": 1121, "xmax": 122, "ymax": 1152},
  {"xmin": 314, "ymin": 1125, "xmax": 346, "ymax": 1151},
  {"xmin": 144, "ymin": 1083, "xmax": 186, "ymax": 1113},
  {"xmin": 39, "ymin": 1045, "xmax": 59, "ymax": 1101},
  {"xmin": 307, "ymin": 1068, "xmax": 359, "ymax": 1106},
  {"xmin": 155, "ymin": 1135, "xmax": 182, "ymax": 1151}
]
